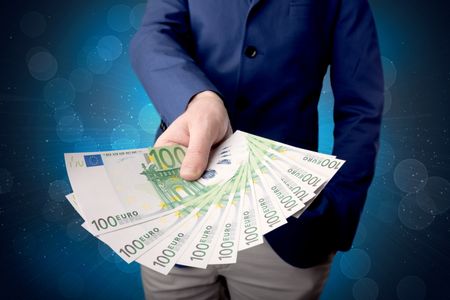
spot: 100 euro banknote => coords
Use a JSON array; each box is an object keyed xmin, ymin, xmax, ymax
[{"xmin": 64, "ymin": 133, "xmax": 248, "ymax": 235}]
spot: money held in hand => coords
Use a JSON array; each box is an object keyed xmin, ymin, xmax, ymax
[{"xmin": 64, "ymin": 130, "xmax": 345, "ymax": 275}]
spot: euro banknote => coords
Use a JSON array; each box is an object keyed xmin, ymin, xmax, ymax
[{"xmin": 64, "ymin": 130, "xmax": 344, "ymax": 274}]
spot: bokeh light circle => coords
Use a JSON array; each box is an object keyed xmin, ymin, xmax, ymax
[
  {"xmin": 20, "ymin": 11, "xmax": 47, "ymax": 38},
  {"xmin": 66, "ymin": 219, "xmax": 89, "ymax": 242},
  {"xmin": 130, "ymin": 3, "xmax": 147, "ymax": 30},
  {"xmin": 352, "ymin": 278, "xmax": 379, "ymax": 300},
  {"xmin": 383, "ymin": 90, "xmax": 392, "ymax": 115},
  {"xmin": 107, "ymin": 5, "xmax": 132, "ymax": 32},
  {"xmin": 411, "ymin": 190, "xmax": 435, "ymax": 216},
  {"xmin": 396, "ymin": 276, "xmax": 426, "ymax": 300},
  {"xmin": 28, "ymin": 51, "xmax": 58, "ymax": 81},
  {"xmin": 0, "ymin": 168, "xmax": 14, "ymax": 194},
  {"xmin": 56, "ymin": 115, "xmax": 84, "ymax": 143},
  {"xmin": 86, "ymin": 49, "xmax": 113, "ymax": 74},
  {"xmin": 69, "ymin": 68, "xmax": 93, "ymax": 92},
  {"xmin": 398, "ymin": 193, "xmax": 435, "ymax": 230},
  {"xmin": 58, "ymin": 272, "xmax": 85, "ymax": 299},
  {"xmin": 382, "ymin": 56, "xmax": 397, "ymax": 90},
  {"xmin": 393, "ymin": 159, "xmax": 428, "ymax": 193},
  {"xmin": 417, "ymin": 176, "xmax": 450, "ymax": 215},
  {"xmin": 339, "ymin": 248, "xmax": 371, "ymax": 279},
  {"xmin": 374, "ymin": 140, "xmax": 395, "ymax": 177},
  {"xmin": 44, "ymin": 78, "xmax": 76, "ymax": 109},
  {"xmin": 110, "ymin": 124, "xmax": 140, "ymax": 149},
  {"xmin": 97, "ymin": 35, "xmax": 123, "ymax": 61},
  {"xmin": 48, "ymin": 179, "xmax": 72, "ymax": 202},
  {"xmin": 138, "ymin": 103, "xmax": 160, "ymax": 133}
]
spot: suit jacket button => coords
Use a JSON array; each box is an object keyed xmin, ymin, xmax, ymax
[
  {"xmin": 159, "ymin": 120, "xmax": 167, "ymax": 131},
  {"xmin": 244, "ymin": 46, "xmax": 257, "ymax": 58}
]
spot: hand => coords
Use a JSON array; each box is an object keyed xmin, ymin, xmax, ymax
[{"xmin": 154, "ymin": 91, "xmax": 232, "ymax": 181}]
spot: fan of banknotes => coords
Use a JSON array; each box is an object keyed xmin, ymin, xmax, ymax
[{"xmin": 64, "ymin": 130, "xmax": 344, "ymax": 275}]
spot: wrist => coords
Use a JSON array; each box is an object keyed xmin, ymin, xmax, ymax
[
  {"xmin": 188, "ymin": 90, "xmax": 222, "ymax": 107},
  {"xmin": 188, "ymin": 90, "xmax": 226, "ymax": 112},
  {"xmin": 185, "ymin": 90, "xmax": 229, "ymax": 135},
  {"xmin": 194, "ymin": 90, "xmax": 220, "ymax": 99}
]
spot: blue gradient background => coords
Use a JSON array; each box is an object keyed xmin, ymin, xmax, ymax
[{"xmin": 1, "ymin": 1, "xmax": 449, "ymax": 299}]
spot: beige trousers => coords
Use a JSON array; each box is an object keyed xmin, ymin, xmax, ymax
[{"xmin": 141, "ymin": 240, "xmax": 335, "ymax": 300}]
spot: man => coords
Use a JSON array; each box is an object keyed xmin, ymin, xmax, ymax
[{"xmin": 130, "ymin": 0, "xmax": 384, "ymax": 299}]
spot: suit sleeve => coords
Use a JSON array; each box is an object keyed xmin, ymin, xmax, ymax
[
  {"xmin": 129, "ymin": 0, "xmax": 223, "ymax": 125},
  {"xmin": 322, "ymin": 0, "xmax": 384, "ymax": 249}
]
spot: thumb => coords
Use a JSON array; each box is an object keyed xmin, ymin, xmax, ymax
[{"xmin": 180, "ymin": 127, "xmax": 213, "ymax": 181}]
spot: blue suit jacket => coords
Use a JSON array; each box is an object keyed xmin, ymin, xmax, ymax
[{"xmin": 130, "ymin": 0, "xmax": 384, "ymax": 268}]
